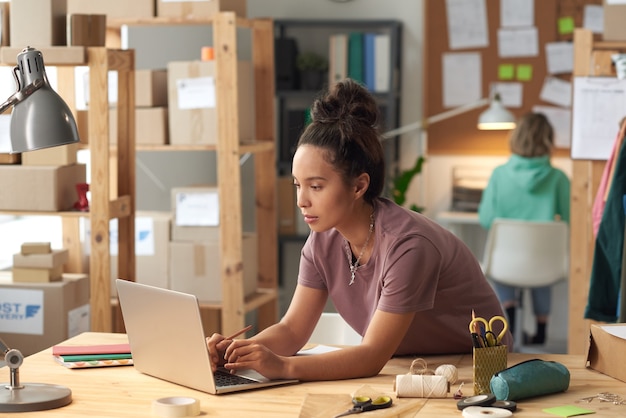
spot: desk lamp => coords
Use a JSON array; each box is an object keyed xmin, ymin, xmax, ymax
[
  {"xmin": 0, "ymin": 46, "xmax": 79, "ymax": 153},
  {"xmin": 0, "ymin": 336, "xmax": 72, "ymax": 412},
  {"xmin": 477, "ymin": 92, "xmax": 516, "ymax": 130}
]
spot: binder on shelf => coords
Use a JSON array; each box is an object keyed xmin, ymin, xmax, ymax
[
  {"xmin": 374, "ymin": 33, "xmax": 391, "ymax": 92},
  {"xmin": 363, "ymin": 32, "xmax": 376, "ymax": 91},
  {"xmin": 328, "ymin": 33, "xmax": 348, "ymax": 86},
  {"xmin": 348, "ymin": 32, "xmax": 364, "ymax": 84}
]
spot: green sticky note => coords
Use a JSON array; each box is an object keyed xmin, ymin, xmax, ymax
[
  {"xmin": 498, "ymin": 64, "xmax": 515, "ymax": 80},
  {"xmin": 543, "ymin": 405, "xmax": 595, "ymax": 417},
  {"xmin": 516, "ymin": 64, "xmax": 533, "ymax": 81},
  {"xmin": 558, "ymin": 16, "xmax": 575, "ymax": 35}
]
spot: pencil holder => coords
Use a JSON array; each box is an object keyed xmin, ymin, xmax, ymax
[{"xmin": 472, "ymin": 345, "xmax": 507, "ymax": 395}]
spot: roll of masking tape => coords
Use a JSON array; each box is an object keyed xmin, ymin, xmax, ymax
[
  {"xmin": 152, "ymin": 397, "xmax": 200, "ymax": 418},
  {"xmin": 461, "ymin": 406, "xmax": 513, "ymax": 418}
]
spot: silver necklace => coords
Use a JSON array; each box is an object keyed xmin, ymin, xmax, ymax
[{"xmin": 344, "ymin": 212, "xmax": 375, "ymax": 286}]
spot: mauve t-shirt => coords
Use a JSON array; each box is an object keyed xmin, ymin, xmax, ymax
[{"xmin": 298, "ymin": 198, "xmax": 512, "ymax": 355}]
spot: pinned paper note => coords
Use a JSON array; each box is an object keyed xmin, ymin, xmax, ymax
[
  {"xmin": 516, "ymin": 64, "xmax": 533, "ymax": 81},
  {"xmin": 558, "ymin": 17, "xmax": 575, "ymax": 35},
  {"xmin": 499, "ymin": 64, "xmax": 515, "ymax": 80}
]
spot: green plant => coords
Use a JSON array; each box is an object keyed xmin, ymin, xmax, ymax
[
  {"xmin": 296, "ymin": 52, "xmax": 328, "ymax": 72},
  {"xmin": 392, "ymin": 156, "xmax": 425, "ymax": 213}
]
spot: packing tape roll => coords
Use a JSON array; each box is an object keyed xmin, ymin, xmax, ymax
[
  {"xmin": 461, "ymin": 406, "xmax": 513, "ymax": 418},
  {"xmin": 395, "ymin": 374, "xmax": 448, "ymax": 398},
  {"xmin": 456, "ymin": 394, "xmax": 496, "ymax": 410},
  {"xmin": 152, "ymin": 397, "xmax": 200, "ymax": 418}
]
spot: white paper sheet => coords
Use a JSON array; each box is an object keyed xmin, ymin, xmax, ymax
[
  {"xmin": 497, "ymin": 27, "xmax": 538, "ymax": 58},
  {"xmin": 297, "ymin": 345, "xmax": 342, "ymax": 355},
  {"xmin": 599, "ymin": 324, "xmax": 626, "ymax": 339},
  {"xmin": 442, "ymin": 52, "xmax": 482, "ymax": 107},
  {"xmin": 539, "ymin": 76, "xmax": 572, "ymax": 108},
  {"xmin": 500, "ymin": 0, "xmax": 534, "ymax": 27},
  {"xmin": 572, "ymin": 77, "xmax": 626, "ymax": 160},
  {"xmin": 491, "ymin": 82, "xmax": 523, "ymax": 108},
  {"xmin": 583, "ymin": 5, "xmax": 604, "ymax": 34},
  {"xmin": 532, "ymin": 105, "xmax": 572, "ymax": 149},
  {"xmin": 445, "ymin": 0, "xmax": 489, "ymax": 50},
  {"xmin": 545, "ymin": 42, "xmax": 574, "ymax": 75}
]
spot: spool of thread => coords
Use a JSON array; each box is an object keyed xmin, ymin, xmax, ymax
[
  {"xmin": 394, "ymin": 374, "xmax": 449, "ymax": 398},
  {"xmin": 201, "ymin": 46, "xmax": 215, "ymax": 61},
  {"xmin": 435, "ymin": 364, "xmax": 459, "ymax": 384}
]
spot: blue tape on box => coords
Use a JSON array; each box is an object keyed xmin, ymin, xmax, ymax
[{"xmin": 489, "ymin": 359, "xmax": 570, "ymax": 401}]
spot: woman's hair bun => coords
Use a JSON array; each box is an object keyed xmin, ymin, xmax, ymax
[{"xmin": 310, "ymin": 79, "xmax": 379, "ymax": 128}]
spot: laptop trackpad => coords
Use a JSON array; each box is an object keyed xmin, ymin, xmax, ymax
[{"xmin": 233, "ymin": 369, "xmax": 269, "ymax": 383}]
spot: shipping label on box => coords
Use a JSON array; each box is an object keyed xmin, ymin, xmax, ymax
[
  {"xmin": 0, "ymin": 274, "xmax": 90, "ymax": 356},
  {"xmin": 172, "ymin": 186, "xmax": 220, "ymax": 227},
  {"xmin": 157, "ymin": 0, "xmax": 247, "ymax": 19}
]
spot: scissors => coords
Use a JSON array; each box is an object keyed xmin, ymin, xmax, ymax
[
  {"xmin": 468, "ymin": 315, "xmax": 508, "ymax": 347},
  {"xmin": 333, "ymin": 395, "xmax": 393, "ymax": 417}
]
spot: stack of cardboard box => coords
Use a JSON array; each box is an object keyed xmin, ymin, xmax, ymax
[{"xmin": 12, "ymin": 242, "xmax": 69, "ymax": 283}]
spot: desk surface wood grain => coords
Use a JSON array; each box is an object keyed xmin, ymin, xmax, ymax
[{"xmin": 4, "ymin": 332, "xmax": 626, "ymax": 417}]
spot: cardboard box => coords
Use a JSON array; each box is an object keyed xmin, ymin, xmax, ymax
[
  {"xmin": 10, "ymin": 0, "xmax": 67, "ymax": 47},
  {"xmin": 136, "ymin": 69, "xmax": 168, "ymax": 107},
  {"xmin": 157, "ymin": 0, "xmax": 247, "ymax": 19},
  {"xmin": 108, "ymin": 211, "xmax": 172, "ymax": 296},
  {"xmin": 278, "ymin": 176, "xmax": 297, "ymax": 235},
  {"xmin": 586, "ymin": 323, "xmax": 626, "ymax": 383},
  {"xmin": 604, "ymin": 0, "xmax": 626, "ymax": 41},
  {"xmin": 0, "ymin": 164, "xmax": 86, "ymax": 211},
  {"xmin": 167, "ymin": 60, "xmax": 254, "ymax": 145},
  {"xmin": 169, "ymin": 233, "xmax": 257, "ymax": 303},
  {"xmin": 21, "ymin": 242, "xmax": 52, "ymax": 255},
  {"xmin": 14, "ymin": 249, "xmax": 69, "ymax": 269},
  {"xmin": 110, "ymin": 107, "xmax": 169, "ymax": 145},
  {"xmin": 12, "ymin": 265, "xmax": 64, "ymax": 283},
  {"xmin": 21, "ymin": 143, "xmax": 79, "ymax": 166},
  {"xmin": 0, "ymin": 273, "xmax": 90, "ymax": 357},
  {"xmin": 171, "ymin": 184, "xmax": 220, "ymax": 241},
  {"xmin": 68, "ymin": 14, "xmax": 106, "ymax": 47},
  {"xmin": 67, "ymin": 0, "xmax": 155, "ymax": 19}
]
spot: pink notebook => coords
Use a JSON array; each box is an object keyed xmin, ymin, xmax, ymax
[{"xmin": 52, "ymin": 343, "xmax": 131, "ymax": 356}]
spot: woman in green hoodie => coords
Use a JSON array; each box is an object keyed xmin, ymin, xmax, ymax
[{"xmin": 478, "ymin": 112, "xmax": 570, "ymax": 345}]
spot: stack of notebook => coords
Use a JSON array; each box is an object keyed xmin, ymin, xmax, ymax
[{"xmin": 52, "ymin": 343, "xmax": 133, "ymax": 369}]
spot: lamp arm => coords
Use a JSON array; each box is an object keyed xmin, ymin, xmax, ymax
[
  {"xmin": 382, "ymin": 97, "xmax": 490, "ymax": 139},
  {"xmin": 0, "ymin": 79, "xmax": 44, "ymax": 114}
]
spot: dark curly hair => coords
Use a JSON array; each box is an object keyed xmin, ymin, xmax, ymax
[{"xmin": 296, "ymin": 79, "xmax": 385, "ymax": 204}]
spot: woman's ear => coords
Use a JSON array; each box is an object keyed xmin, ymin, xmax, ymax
[{"xmin": 354, "ymin": 173, "xmax": 370, "ymax": 199}]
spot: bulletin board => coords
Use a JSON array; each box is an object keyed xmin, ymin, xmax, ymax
[{"xmin": 424, "ymin": 0, "xmax": 575, "ymax": 156}]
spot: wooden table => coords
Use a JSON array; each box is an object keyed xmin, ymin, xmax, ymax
[{"xmin": 3, "ymin": 332, "xmax": 626, "ymax": 417}]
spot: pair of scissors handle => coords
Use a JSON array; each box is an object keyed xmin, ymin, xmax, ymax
[
  {"xmin": 469, "ymin": 315, "xmax": 508, "ymax": 346},
  {"xmin": 334, "ymin": 396, "xmax": 393, "ymax": 417}
]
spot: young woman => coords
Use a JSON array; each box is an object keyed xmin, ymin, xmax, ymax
[
  {"xmin": 478, "ymin": 112, "xmax": 570, "ymax": 345},
  {"xmin": 207, "ymin": 79, "xmax": 512, "ymax": 381}
]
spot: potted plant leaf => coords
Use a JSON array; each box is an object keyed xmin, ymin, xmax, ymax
[{"xmin": 296, "ymin": 51, "xmax": 328, "ymax": 91}]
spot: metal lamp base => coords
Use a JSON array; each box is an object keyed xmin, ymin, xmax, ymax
[{"xmin": 0, "ymin": 383, "xmax": 72, "ymax": 412}]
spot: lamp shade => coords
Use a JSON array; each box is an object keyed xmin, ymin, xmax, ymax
[
  {"xmin": 477, "ymin": 93, "xmax": 516, "ymax": 130},
  {"xmin": 9, "ymin": 47, "xmax": 79, "ymax": 153}
]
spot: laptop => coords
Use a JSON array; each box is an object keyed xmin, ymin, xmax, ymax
[{"xmin": 115, "ymin": 279, "xmax": 298, "ymax": 394}]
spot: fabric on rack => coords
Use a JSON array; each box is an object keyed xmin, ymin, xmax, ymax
[
  {"xmin": 585, "ymin": 137, "xmax": 626, "ymax": 322},
  {"xmin": 592, "ymin": 122, "xmax": 626, "ymax": 237}
]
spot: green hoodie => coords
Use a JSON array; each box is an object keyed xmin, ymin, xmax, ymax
[{"xmin": 478, "ymin": 154, "xmax": 571, "ymax": 229}]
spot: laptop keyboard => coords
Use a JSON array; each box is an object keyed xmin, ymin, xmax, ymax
[{"xmin": 214, "ymin": 369, "xmax": 257, "ymax": 387}]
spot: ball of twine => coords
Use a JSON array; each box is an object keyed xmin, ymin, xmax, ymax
[{"xmin": 435, "ymin": 364, "xmax": 458, "ymax": 384}]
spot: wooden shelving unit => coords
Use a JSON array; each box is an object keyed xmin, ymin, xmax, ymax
[
  {"xmin": 0, "ymin": 47, "xmax": 136, "ymax": 332},
  {"xmin": 569, "ymin": 28, "xmax": 626, "ymax": 354},
  {"xmin": 106, "ymin": 13, "xmax": 279, "ymax": 336}
]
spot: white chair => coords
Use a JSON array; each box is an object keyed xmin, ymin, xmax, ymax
[
  {"xmin": 481, "ymin": 219, "xmax": 569, "ymax": 347},
  {"xmin": 308, "ymin": 312, "xmax": 362, "ymax": 345}
]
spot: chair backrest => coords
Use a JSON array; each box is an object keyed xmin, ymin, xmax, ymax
[
  {"xmin": 482, "ymin": 218, "xmax": 569, "ymax": 288},
  {"xmin": 308, "ymin": 312, "xmax": 362, "ymax": 345}
]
